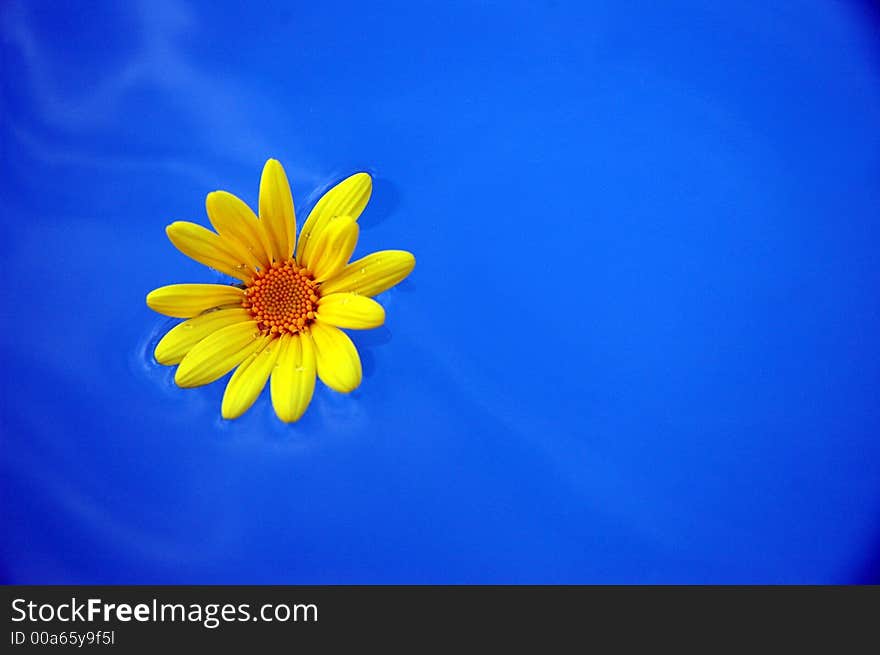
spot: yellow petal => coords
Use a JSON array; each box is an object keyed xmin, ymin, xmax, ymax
[
  {"xmin": 296, "ymin": 172, "xmax": 371, "ymax": 263},
  {"xmin": 299, "ymin": 215, "xmax": 359, "ymax": 282},
  {"xmin": 320, "ymin": 250, "xmax": 415, "ymax": 297},
  {"xmin": 206, "ymin": 190, "xmax": 273, "ymax": 269},
  {"xmin": 165, "ymin": 221, "xmax": 254, "ymax": 282},
  {"xmin": 146, "ymin": 284, "xmax": 244, "ymax": 318},
  {"xmin": 221, "ymin": 336, "xmax": 281, "ymax": 419},
  {"xmin": 155, "ymin": 308, "xmax": 252, "ymax": 365},
  {"xmin": 258, "ymin": 159, "xmax": 296, "ymax": 263},
  {"xmin": 316, "ymin": 293, "xmax": 385, "ymax": 329},
  {"xmin": 309, "ymin": 321, "xmax": 362, "ymax": 393},
  {"xmin": 270, "ymin": 333, "xmax": 317, "ymax": 422},
  {"xmin": 175, "ymin": 321, "xmax": 263, "ymax": 388}
]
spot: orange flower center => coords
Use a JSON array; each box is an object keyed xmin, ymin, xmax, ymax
[{"xmin": 242, "ymin": 261, "xmax": 319, "ymax": 334}]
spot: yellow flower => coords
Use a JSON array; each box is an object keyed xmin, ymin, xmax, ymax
[{"xmin": 146, "ymin": 159, "xmax": 415, "ymax": 422}]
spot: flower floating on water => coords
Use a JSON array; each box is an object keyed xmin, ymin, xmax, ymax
[{"xmin": 146, "ymin": 159, "xmax": 415, "ymax": 422}]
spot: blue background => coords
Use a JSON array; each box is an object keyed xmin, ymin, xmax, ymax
[{"xmin": 2, "ymin": 0, "xmax": 880, "ymax": 583}]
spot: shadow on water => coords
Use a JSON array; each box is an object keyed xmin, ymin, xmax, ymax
[
  {"xmin": 296, "ymin": 173, "xmax": 401, "ymax": 232},
  {"xmin": 354, "ymin": 326, "xmax": 393, "ymax": 379},
  {"xmin": 359, "ymin": 176, "xmax": 400, "ymax": 231}
]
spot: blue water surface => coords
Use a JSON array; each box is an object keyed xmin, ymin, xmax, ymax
[{"xmin": 2, "ymin": 0, "xmax": 880, "ymax": 583}]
